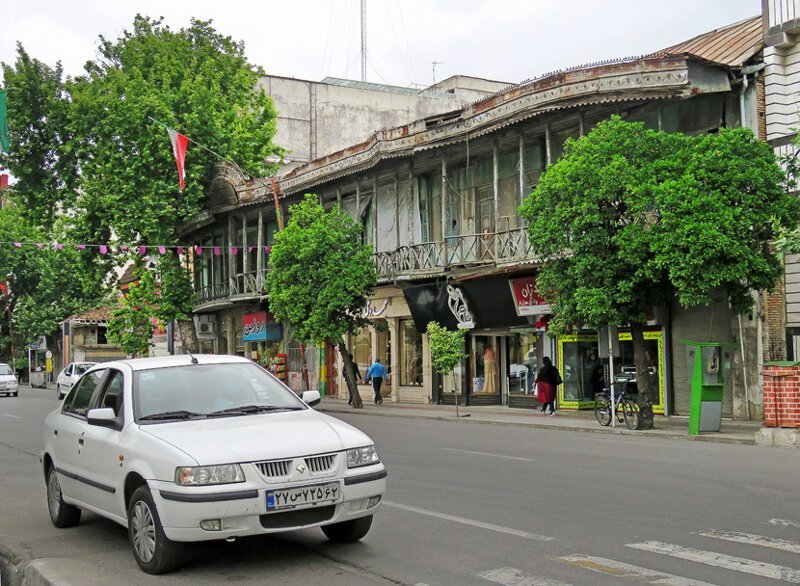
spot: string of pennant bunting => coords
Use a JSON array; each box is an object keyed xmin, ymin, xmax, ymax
[{"xmin": 0, "ymin": 241, "xmax": 271, "ymax": 256}]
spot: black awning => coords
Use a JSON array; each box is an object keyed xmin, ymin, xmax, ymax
[{"xmin": 403, "ymin": 275, "xmax": 535, "ymax": 332}]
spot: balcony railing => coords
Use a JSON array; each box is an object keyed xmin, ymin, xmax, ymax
[{"xmin": 195, "ymin": 228, "xmax": 537, "ymax": 304}]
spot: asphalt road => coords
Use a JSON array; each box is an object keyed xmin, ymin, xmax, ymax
[{"xmin": 1, "ymin": 385, "xmax": 800, "ymax": 585}]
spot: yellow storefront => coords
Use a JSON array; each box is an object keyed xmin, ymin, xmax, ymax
[{"xmin": 557, "ymin": 330, "xmax": 665, "ymax": 414}]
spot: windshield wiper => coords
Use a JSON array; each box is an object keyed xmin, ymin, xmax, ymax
[
  {"xmin": 207, "ymin": 404, "xmax": 302, "ymax": 417},
  {"xmin": 139, "ymin": 410, "xmax": 205, "ymax": 421}
]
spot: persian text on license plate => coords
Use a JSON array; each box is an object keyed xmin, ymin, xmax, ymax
[{"xmin": 266, "ymin": 482, "xmax": 340, "ymax": 511}]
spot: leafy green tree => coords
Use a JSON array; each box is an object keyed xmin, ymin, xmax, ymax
[
  {"xmin": 520, "ymin": 116, "xmax": 798, "ymax": 428},
  {"xmin": 266, "ymin": 195, "xmax": 377, "ymax": 408},
  {"xmin": 0, "ymin": 203, "xmax": 108, "ymax": 359},
  {"xmin": 107, "ymin": 268, "xmax": 159, "ymax": 357},
  {"xmin": 427, "ymin": 322, "xmax": 467, "ymax": 415}
]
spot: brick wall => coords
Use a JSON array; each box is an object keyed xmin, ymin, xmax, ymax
[{"xmin": 762, "ymin": 364, "xmax": 800, "ymax": 427}]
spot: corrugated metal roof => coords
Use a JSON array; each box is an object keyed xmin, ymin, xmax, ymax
[{"xmin": 654, "ymin": 16, "xmax": 762, "ymax": 67}]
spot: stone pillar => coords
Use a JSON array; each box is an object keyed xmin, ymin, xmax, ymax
[{"xmin": 389, "ymin": 317, "xmax": 399, "ymax": 403}]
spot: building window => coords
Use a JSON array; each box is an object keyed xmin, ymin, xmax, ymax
[
  {"xmin": 400, "ymin": 320, "xmax": 423, "ymax": 386},
  {"xmin": 353, "ymin": 328, "xmax": 371, "ymax": 380}
]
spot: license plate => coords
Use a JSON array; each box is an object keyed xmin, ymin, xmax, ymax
[{"xmin": 266, "ymin": 482, "xmax": 340, "ymax": 511}]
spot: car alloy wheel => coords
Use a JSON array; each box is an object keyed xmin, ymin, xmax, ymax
[
  {"xmin": 131, "ymin": 501, "xmax": 157, "ymax": 563},
  {"xmin": 47, "ymin": 469, "xmax": 61, "ymax": 519}
]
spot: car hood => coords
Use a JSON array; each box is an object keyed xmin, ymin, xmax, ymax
[
  {"xmin": 138, "ymin": 409, "xmax": 372, "ymax": 465},
  {"xmin": 0, "ymin": 374, "xmax": 16, "ymax": 384}
]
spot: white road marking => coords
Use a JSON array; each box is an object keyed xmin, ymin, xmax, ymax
[
  {"xmin": 626, "ymin": 540, "xmax": 800, "ymax": 583},
  {"xmin": 1, "ymin": 413, "xmax": 21, "ymax": 419},
  {"xmin": 441, "ymin": 447, "xmax": 535, "ymax": 462},
  {"xmin": 699, "ymin": 529, "xmax": 800, "ymax": 554},
  {"xmin": 383, "ymin": 501, "xmax": 554, "ymax": 542},
  {"xmin": 558, "ymin": 554, "xmax": 716, "ymax": 585},
  {"xmin": 477, "ymin": 567, "xmax": 572, "ymax": 586},
  {"xmin": 769, "ymin": 518, "xmax": 800, "ymax": 529}
]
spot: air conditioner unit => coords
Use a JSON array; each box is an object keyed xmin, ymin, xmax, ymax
[{"xmin": 198, "ymin": 322, "xmax": 216, "ymax": 335}]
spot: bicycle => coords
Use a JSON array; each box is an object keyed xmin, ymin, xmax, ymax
[{"xmin": 594, "ymin": 378, "xmax": 640, "ymax": 430}]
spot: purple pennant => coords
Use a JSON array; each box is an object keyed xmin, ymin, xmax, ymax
[
  {"xmin": 247, "ymin": 246, "xmax": 254, "ymax": 253},
  {"xmin": 158, "ymin": 246, "xmax": 167, "ymax": 255},
  {"xmin": 99, "ymin": 245, "xmax": 108, "ymax": 254},
  {"xmin": 195, "ymin": 246, "xmax": 203, "ymax": 256},
  {"xmin": 230, "ymin": 246, "xmax": 238, "ymax": 256},
  {"xmin": 119, "ymin": 245, "xmax": 127, "ymax": 253},
  {"xmin": 36, "ymin": 243, "xmax": 43, "ymax": 249},
  {"xmin": 13, "ymin": 242, "xmax": 22, "ymax": 247},
  {"xmin": 177, "ymin": 246, "xmax": 184, "ymax": 255},
  {"xmin": 138, "ymin": 246, "xmax": 147, "ymax": 256},
  {"xmin": 56, "ymin": 243, "xmax": 63, "ymax": 251},
  {"xmin": 213, "ymin": 246, "xmax": 221, "ymax": 256},
  {"xmin": 77, "ymin": 245, "xmax": 86, "ymax": 250},
  {"xmin": 264, "ymin": 245, "xmax": 271, "ymax": 254}
]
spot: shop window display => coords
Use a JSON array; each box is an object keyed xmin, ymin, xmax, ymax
[
  {"xmin": 400, "ymin": 320, "xmax": 423, "ymax": 386},
  {"xmin": 507, "ymin": 333, "xmax": 540, "ymax": 395},
  {"xmin": 471, "ymin": 336, "xmax": 499, "ymax": 394}
]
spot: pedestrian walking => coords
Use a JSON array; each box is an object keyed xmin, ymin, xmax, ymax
[
  {"xmin": 365, "ymin": 358, "xmax": 387, "ymax": 404},
  {"xmin": 348, "ymin": 353, "xmax": 361, "ymax": 406},
  {"xmin": 535, "ymin": 356, "xmax": 561, "ymax": 415}
]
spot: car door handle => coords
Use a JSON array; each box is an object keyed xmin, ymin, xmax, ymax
[
  {"xmin": 78, "ymin": 438, "xmax": 84, "ymax": 446},
  {"xmin": 53, "ymin": 430, "xmax": 58, "ymax": 436}
]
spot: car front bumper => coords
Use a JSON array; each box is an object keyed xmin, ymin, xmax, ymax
[{"xmin": 150, "ymin": 467, "xmax": 387, "ymax": 542}]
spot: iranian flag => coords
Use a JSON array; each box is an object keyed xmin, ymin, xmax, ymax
[{"xmin": 167, "ymin": 128, "xmax": 189, "ymax": 190}]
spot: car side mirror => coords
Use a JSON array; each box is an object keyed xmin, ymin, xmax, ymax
[
  {"xmin": 301, "ymin": 390, "xmax": 321, "ymax": 407},
  {"xmin": 87, "ymin": 408, "xmax": 117, "ymax": 426}
]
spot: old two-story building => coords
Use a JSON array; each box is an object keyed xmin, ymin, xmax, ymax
[
  {"xmin": 184, "ymin": 74, "xmax": 507, "ymax": 392},
  {"xmin": 183, "ymin": 15, "xmax": 784, "ymax": 419}
]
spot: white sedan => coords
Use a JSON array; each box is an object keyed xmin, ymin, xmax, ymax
[
  {"xmin": 55, "ymin": 361, "xmax": 97, "ymax": 399},
  {"xmin": 0, "ymin": 362, "xmax": 18, "ymax": 397},
  {"xmin": 41, "ymin": 355, "xmax": 387, "ymax": 574}
]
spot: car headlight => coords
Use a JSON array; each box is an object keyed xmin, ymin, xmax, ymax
[
  {"xmin": 175, "ymin": 464, "xmax": 245, "ymax": 486},
  {"xmin": 346, "ymin": 445, "xmax": 380, "ymax": 468}
]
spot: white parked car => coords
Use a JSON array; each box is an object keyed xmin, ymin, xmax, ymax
[
  {"xmin": 41, "ymin": 355, "xmax": 386, "ymax": 574},
  {"xmin": 0, "ymin": 362, "xmax": 18, "ymax": 397},
  {"xmin": 56, "ymin": 362, "xmax": 97, "ymax": 399}
]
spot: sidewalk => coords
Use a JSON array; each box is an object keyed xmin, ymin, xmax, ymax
[{"xmin": 318, "ymin": 396, "xmax": 763, "ymax": 445}]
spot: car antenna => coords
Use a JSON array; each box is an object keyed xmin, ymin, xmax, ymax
[{"xmin": 187, "ymin": 352, "xmax": 199, "ymax": 365}]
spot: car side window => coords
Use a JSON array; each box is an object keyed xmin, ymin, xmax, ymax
[
  {"xmin": 63, "ymin": 369, "xmax": 106, "ymax": 418},
  {"xmin": 96, "ymin": 370, "xmax": 125, "ymax": 428},
  {"xmin": 65, "ymin": 364, "xmax": 73, "ymax": 376}
]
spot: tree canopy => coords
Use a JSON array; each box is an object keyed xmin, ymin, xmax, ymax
[
  {"xmin": 427, "ymin": 322, "xmax": 466, "ymax": 384},
  {"xmin": 266, "ymin": 194, "xmax": 377, "ymax": 407},
  {"xmin": 519, "ymin": 116, "xmax": 799, "ymax": 426}
]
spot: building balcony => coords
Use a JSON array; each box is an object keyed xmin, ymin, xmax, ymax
[{"xmin": 765, "ymin": 0, "xmax": 800, "ymax": 46}]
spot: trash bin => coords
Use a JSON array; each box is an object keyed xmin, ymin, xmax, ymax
[
  {"xmin": 681, "ymin": 340, "xmax": 734, "ymax": 435},
  {"xmin": 30, "ymin": 370, "xmax": 47, "ymax": 389}
]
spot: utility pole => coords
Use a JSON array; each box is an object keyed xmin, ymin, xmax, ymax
[
  {"xmin": 432, "ymin": 60, "xmax": 443, "ymax": 86},
  {"xmin": 361, "ymin": 0, "xmax": 367, "ymax": 82}
]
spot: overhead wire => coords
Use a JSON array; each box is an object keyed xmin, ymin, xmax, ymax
[
  {"xmin": 395, "ymin": 0, "xmax": 417, "ymax": 88},
  {"xmin": 382, "ymin": 0, "xmax": 415, "ymax": 87}
]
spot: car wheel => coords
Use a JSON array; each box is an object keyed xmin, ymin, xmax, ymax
[
  {"xmin": 127, "ymin": 486, "xmax": 183, "ymax": 574},
  {"xmin": 321, "ymin": 515, "xmax": 373, "ymax": 542},
  {"xmin": 46, "ymin": 466, "xmax": 81, "ymax": 528}
]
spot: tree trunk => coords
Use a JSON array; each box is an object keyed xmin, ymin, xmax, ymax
[
  {"xmin": 336, "ymin": 339, "xmax": 362, "ymax": 408},
  {"xmin": 177, "ymin": 318, "xmax": 199, "ymax": 354},
  {"xmin": 300, "ymin": 342, "xmax": 310, "ymax": 391},
  {"xmin": 630, "ymin": 321, "xmax": 655, "ymax": 429}
]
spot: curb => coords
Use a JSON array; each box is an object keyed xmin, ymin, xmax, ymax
[
  {"xmin": 316, "ymin": 405, "xmax": 758, "ymax": 446},
  {"xmin": 0, "ymin": 543, "xmax": 28, "ymax": 586}
]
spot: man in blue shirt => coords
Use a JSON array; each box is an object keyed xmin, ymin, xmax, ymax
[{"xmin": 365, "ymin": 358, "xmax": 387, "ymax": 404}]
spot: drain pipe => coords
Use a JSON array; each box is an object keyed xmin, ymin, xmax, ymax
[{"xmin": 737, "ymin": 63, "xmax": 766, "ymax": 131}]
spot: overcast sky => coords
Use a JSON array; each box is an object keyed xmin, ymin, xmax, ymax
[{"xmin": 4, "ymin": 0, "xmax": 761, "ymax": 88}]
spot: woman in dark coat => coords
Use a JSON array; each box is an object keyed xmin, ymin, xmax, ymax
[{"xmin": 535, "ymin": 356, "xmax": 560, "ymax": 415}]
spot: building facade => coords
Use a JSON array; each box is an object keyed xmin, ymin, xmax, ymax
[{"xmin": 184, "ymin": 16, "xmax": 782, "ymax": 418}]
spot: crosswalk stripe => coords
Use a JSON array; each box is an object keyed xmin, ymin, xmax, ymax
[
  {"xmin": 627, "ymin": 540, "xmax": 800, "ymax": 583},
  {"xmin": 557, "ymin": 554, "xmax": 716, "ymax": 585},
  {"xmin": 477, "ymin": 567, "xmax": 572, "ymax": 586},
  {"xmin": 769, "ymin": 518, "xmax": 800, "ymax": 529},
  {"xmin": 699, "ymin": 529, "xmax": 800, "ymax": 554}
]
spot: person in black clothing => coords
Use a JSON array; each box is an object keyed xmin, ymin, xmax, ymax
[
  {"xmin": 348, "ymin": 353, "xmax": 361, "ymax": 405},
  {"xmin": 535, "ymin": 356, "xmax": 562, "ymax": 415}
]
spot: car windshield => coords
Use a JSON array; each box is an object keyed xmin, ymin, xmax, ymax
[
  {"xmin": 74, "ymin": 363, "xmax": 94, "ymax": 375},
  {"xmin": 0, "ymin": 364, "xmax": 13, "ymax": 376},
  {"xmin": 133, "ymin": 362, "xmax": 306, "ymax": 422}
]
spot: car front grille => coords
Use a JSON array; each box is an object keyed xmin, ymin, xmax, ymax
[
  {"xmin": 259, "ymin": 505, "xmax": 335, "ymax": 529},
  {"xmin": 255, "ymin": 453, "xmax": 338, "ymax": 479}
]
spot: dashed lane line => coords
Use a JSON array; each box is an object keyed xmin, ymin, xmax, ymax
[
  {"xmin": 699, "ymin": 529, "xmax": 800, "ymax": 554},
  {"xmin": 441, "ymin": 447, "xmax": 536, "ymax": 462},
  {"xmin": 477, "ymin": 566, "xmax": 572, "ymax": 586},
  {"xmin": 557, "ymin": 554, "xmax": 716, "ymax": 585}
]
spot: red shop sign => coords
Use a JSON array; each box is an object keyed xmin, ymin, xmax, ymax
[{"xmin": 508, "ymin": 276, "xmax": 551, "ymax": 317}]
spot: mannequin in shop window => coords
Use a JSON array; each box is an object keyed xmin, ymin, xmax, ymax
[{"xmin": 483, "ymin": 344, "xmax": 498, "ymax": 393}]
